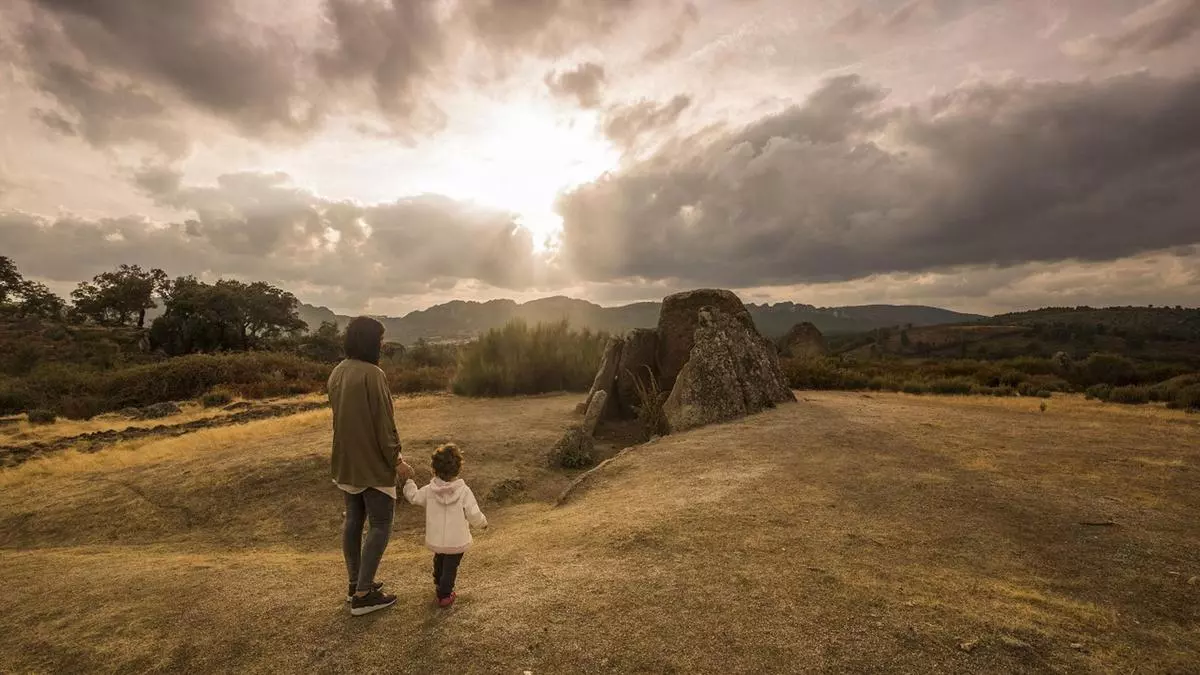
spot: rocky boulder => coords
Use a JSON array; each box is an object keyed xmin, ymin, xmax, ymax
[
  {"xmin": 778, "ymin": 322, "xmax": 826, "ymax": 359},
  {"xmin": 615, "ymin": 328, "xmax": 659, "ymax": 418},
  {"xmin": 657, "ymin": 289, "xmax": 757, "ymax": 393},
  {"xmin": 663, "ymin": 306, "xmax": 795, "ymax": 433},
  {"xmin": 579, "ymin": 338, "xmax": 623, "ymax": 417},
  {"xmin": 582, "ymin": 389, "xmax": 608, "ymax": 436}
]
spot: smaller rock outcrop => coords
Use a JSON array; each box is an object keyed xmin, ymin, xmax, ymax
[
  {"xmin": 580, "ymin": 338, "xmax": 623, "ymax": 418},
  {"xmin": 582, "ymin": 390, "xmax": 607, "ymax": 436},
  {"xmin": 777, "ymin": 322, "xmax": 826, "ymax": 359}
]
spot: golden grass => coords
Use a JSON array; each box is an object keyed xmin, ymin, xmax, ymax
[
  {"xmin": 1, "ymin": 391, "xmax": 1198, "ymax": 673},
  {"xmin": 0, "ymin": 394, "xmax": 326, "ymax": 448}
]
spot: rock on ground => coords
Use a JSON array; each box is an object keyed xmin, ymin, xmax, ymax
[
  {"xmin": 582, "ymin": 338, "xmax": 623, "ymax": 418},
  {"xmin": 656, "ymin": 289, "xmax": 756, "ymax": 393},
  {"xmin": 778, "ymin": 322, "xmax": 827, "ymax": 359},
  {"xmin": 615, "ymin": 328, "xmax": 659, "ymax": 418},
  {"xmin": 582, "ymin": 389, "xmax": 607, "ymax": 436},
  {"xmin": 663, "ymin": 307, "xmax": 795, "ymax": 433}
]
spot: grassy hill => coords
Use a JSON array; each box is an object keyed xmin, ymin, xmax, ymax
[
  {"xmin": 1, "ymin": 392, "xmax": 1197, "ymax": 672},
  {"xmin": 307, "ymin": 297, "xmax": 983, "ymax": 344},
  {"xmin": 834, "ymin": 306, "xmax": 1200, "ymax": 366}
]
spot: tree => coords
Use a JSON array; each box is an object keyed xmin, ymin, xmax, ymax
[
  {"xmin": 16, "ymin": 281, "xmax": 65, "ymax": 318},
  {"xmin": 0, "ymin": 257, "xmax": 65, "ymax": 319},
  {"xmin": 71, "ymin": 265, "xmax": 168, "ymax": 327},
  {"xmin": 150, "ymin": 277, "xmax": 306, "ymax": 355},
  {"xmin": 0, "ymin": 256, "xmax": 22, "ymax": 304}
]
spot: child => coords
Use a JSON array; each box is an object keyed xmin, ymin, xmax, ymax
[{"xmin": 401, "ymin": 443, "xmax": 488, "ymax": 607}]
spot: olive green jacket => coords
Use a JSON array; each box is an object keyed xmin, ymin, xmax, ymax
[{"xmin": 328, "ymin": 358, "xmax": 402, "ymax": 487}]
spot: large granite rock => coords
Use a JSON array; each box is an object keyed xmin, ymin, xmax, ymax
[
  {"xmin": 663, "ymin": 307, "xmax": 795, "ymax": 433},
  {"xmin": 778, "ymin": 322, "xmax": 827, "ymax": 359},
  {"xmin": 615, "ymin": 328, "xmax": 659, "ymax": 418},
  {"xmin": 657, "ymin": 289, "xmax": 756, "ymax": 393}
]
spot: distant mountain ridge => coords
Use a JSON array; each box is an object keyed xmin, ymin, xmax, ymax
[{"xmin": 299, "ymin": 296, "xmax": 985, "ymax": 344}]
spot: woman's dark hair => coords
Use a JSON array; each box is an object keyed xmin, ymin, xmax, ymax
[
  {"xmin": 431, "ymin": 443, "xmax": 464, "ymax": 481},
  {"xmin": 343, "ymin": 316, "xmax": 385, "ymax": 365}
]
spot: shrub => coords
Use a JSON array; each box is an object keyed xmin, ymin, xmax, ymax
[
  {"xmin": 385, "ymin": 365, "xmax": 452, "ymax": 394},
  {"xmin": 57, "ymin": 395, "xmax": 106, "ymax": 420},
  {"xmin": 999, "ymin": 370, "xmax": 1027, "ymax": 387},
  {"xmin": 551, "ymin": 427, "xmax": 595, "ymax": 469},
  {"xmin": 201, "ymin": 387, "xmax": 235, "ymax": 408},
  {"xmin": 1085, "ymin": 384, "xmax": 1112, "ymax": 401},
  {"xmin": 27, "ymin": 409, "xmax": 56, "ymax": 425},
  {"xmin": 1107, "ymin": 385, "xmax": 1150, "ymax": 405},
  {"xmin": 901, "ymin": 381, "xmax": 928, "ymax": 395},
  {"xmin": 782, "ymin": 358, "xmax": 869, "ymax": 390},
  {"xmin": 0, "ymin": 382, "xmax": 31, "ymax": 415},
  {"xmin": 1078, "ymin": 353, "xmax": 1138, "ymax": 386},
  {"xmin": 927, "ymin": 378, "xmax": 972, "ymax": 395},
  {"xmin": 1165, "ymin": 384, "xmax": 1200, "ymax": 411},
  {"xmin": 452, "ymin": 320, "xmax": 606, "ymax": 397}
]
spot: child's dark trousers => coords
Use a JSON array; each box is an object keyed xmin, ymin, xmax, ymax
[{"xmin": 433, "ymin": 553, "xmax": 464, "ymax": 599}]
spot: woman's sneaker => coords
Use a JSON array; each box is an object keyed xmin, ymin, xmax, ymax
[
  {"xmin": 437, "ymin": 592, "xmax": 457, "ymax": 608},
  {"xmin": 350, "ymin": 589, "xmax": 397, "ymax": 616},
  {"xmin": 346, "ymin": 581, "xmax": 384, "ymax": 602}
]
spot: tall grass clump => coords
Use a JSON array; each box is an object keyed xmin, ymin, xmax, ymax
[{"xmin": 452, "ymin": 320, "xmax": 607, "ymax": 397}]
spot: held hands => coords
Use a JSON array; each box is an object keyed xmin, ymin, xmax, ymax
[{"xmin": 396, "ymin": 460, "xmax": 415, "ymax": 482}]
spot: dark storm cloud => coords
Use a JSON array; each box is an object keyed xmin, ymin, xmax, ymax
[
  {"xmin": 22, "ymin": 0, "xmax": 311, "ymax": 132},
  {"xmin": 1066, "ymin": 0, "xmax": 1200, "ymax": 64},
  {"xmin": 559, "ymin": 71, "xmax": 1200, "ymax": 287},
  {"xmin": 316, "ymin": 0, "xmax": 444, "ymax": 120},
  {"xmin": 545, "ymin": 62, "xmax": 607, "ymax": 108},
  {"xmin": 601, "ymin": 94, "xmax": 692, "ymax": 149},
  {"xmin": 1, "ymin": 172, "xmax": 547, "ymax": 302}
]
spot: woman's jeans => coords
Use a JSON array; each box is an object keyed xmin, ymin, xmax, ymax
[{"xmin": 343, "ymin": 488, "xmax": 394, "ymax": 593}]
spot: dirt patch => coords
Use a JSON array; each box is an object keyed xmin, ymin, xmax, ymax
[{"xmin": 0, "ymin": 400, "xmax": 329, "ymax": 468}]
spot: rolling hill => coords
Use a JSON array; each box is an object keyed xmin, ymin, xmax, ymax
[{"xmin": 302, "ymin": 297, "xmax": 983, "ymax": 344}]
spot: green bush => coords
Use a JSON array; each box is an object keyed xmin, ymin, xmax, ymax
[
  {"xmin": 27, "ymin": 408, "xmax": 56, "ymax": 425},
  {"xmin": 452, "ymin": 320, "xmax": 607, "ymax": 397},
  {"xmin": 1165, "ymin": 384, "xmax": 1200, "ymax": 411},
  {"xmin": 782, "ymin": 358, "xmax": 869, "ymax": 390},
  {"xmin": 0, "ymin": 382, "xmax": 31, "ymax": 415},
  {"xmin": 1085, "ymin": 384, "xmax": 1112, "ymax": 401},
  {"xmin": 200, "ymin": 387, "xmax": 235, "ymax": 408},
  {"xmin": 1078, "ymin": 353, "xmax": 1138, "ymax": 386},
  {"xmin": 57, "ymin": 395, "xmax": 106, "ymax": 420},
  {"xmin": 1107, "ymin": 385, "xmax": 1150, "ymax": 405},
  {"xmin": 927, "ymin": 378, "xmax": 973, "ymax": 395},
  {"xmin": 385, "ymin": 365, "xmax": 452, "ymax": 394},
  {"xmin": 901, "ymin": 381, "xmax": 928, "ymax": 395}
]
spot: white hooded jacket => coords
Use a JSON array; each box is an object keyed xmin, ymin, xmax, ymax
[{"xmin": 402, "ymin": 477, "xmax": 488, "ymax": 554}]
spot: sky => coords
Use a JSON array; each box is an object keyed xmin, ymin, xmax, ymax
[{"xmin": 1, "ymin": 0, "xmax": 1199, "ymax": 317}]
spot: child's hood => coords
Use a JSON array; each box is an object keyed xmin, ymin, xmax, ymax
[{"xmin": 429, "ymin": 477, "xmax": 467, "ymax": 504}]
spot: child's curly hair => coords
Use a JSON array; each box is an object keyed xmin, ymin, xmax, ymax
[{"xmin": 431, "ymin": 443, "xmax": 464, "ymax": 481}]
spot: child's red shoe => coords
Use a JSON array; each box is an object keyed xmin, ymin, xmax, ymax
[{"xmin": 437, "ymin": 592, "xmax": 457, "ymax": 608}]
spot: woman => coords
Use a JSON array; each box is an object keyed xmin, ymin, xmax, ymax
[{"xmin": 329, "ymin": 316, "xmax": 412, "ymax": 616}]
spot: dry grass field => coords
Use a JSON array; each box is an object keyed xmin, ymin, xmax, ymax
[{"xmin": 1, "ymin": 392, "xmax": 1197, "ymax": 673}]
